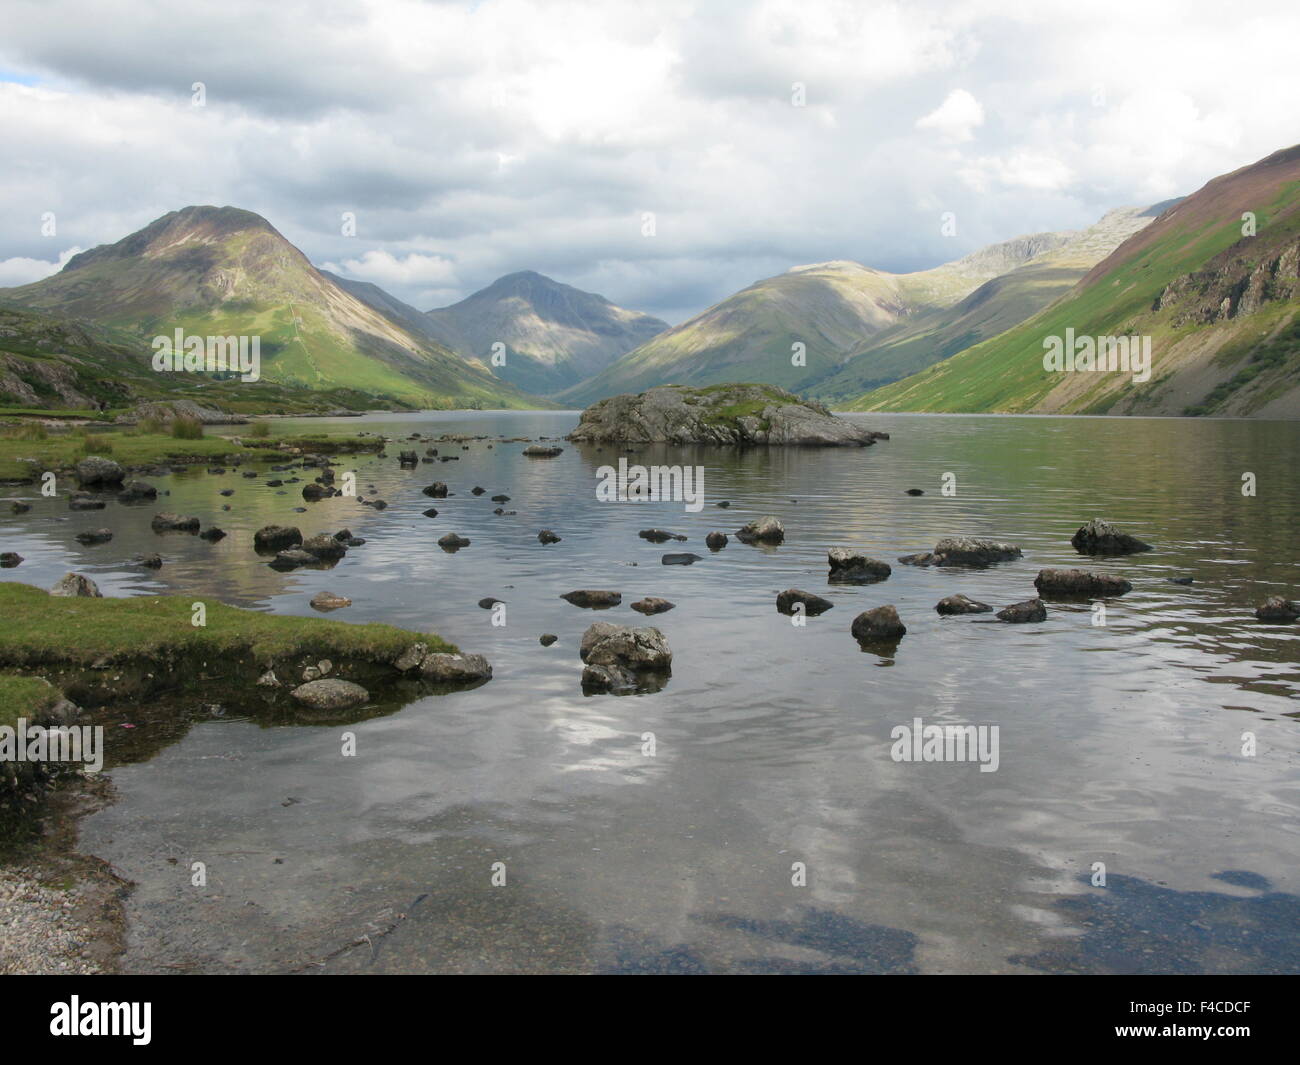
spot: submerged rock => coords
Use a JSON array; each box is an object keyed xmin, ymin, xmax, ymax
[
  {"xmin": 301, "ymin": 533, "xmax": 347, "ymax": 560},
  {"xmin": 10, "ymin": 501, "xmax": 31, "ymax": 514},
  {"xmin": 735, "ymin": 516, "xmax": 785, "ymax": 544},
  {"xmin": 1071, "ymin": 518, "xmax": 1152, "ymax": 555},
  {"xmin": 68, "ymin": 493, "xmax": 106, "ymax": 511},
  {"xmin": 523, "ymin": 445, "xmax": 563, "ymax": 457},
  {"xmin": 662, "ymin": 552, "xmax": 703, "ymax": 565},
  {"xmin": 74, "ymin": 455, "xmax": 125, "ymax": 487},
  {"xmin": 1255, "ymin": 596, "xmax": 1300, "ymax": 622},
  {"xmin": 996, "ymin": 598, "xmax": 1047, "ymax": 623},
  {"xmin": 639, "ymin": 529, "xmax": 686, "ymax": 543},
  {"xmin": 254, "ymin": 524, "xmax": 302, "ymax": 551},
  {"xmin": 310, "ymin": 590, "xmax": 352, "ymax": 611},
  {"xmin": 75, "ymin": 528, "xmax": 113, "ymax": 545},
  {"xmin": 151, "ymin": 512, "xmax": 200, "ymax": 532},
  {"xmin": 1034, "ymin": 568, "xmax": 1133, "ymax": 597},
  {"xmin": 50, "ymin": 572, "xmax": 101, "ymax": 598},
  {"xmin": 116, "ymin": 480, "xmax": 157, "ymax": 503},
  {"xmin": 419, "ymin": 652, "xmax": 493, "ymax": 682},
  {"xmin": 630, "ymin": 597, "xmax": 675, "ymax": 615},
  {"xmin": 705, "ymin": 531, "xmax": 729, "ymax": 550},
  {"xmin": 935, "ymin": 594, "xmax": 992, "ymax": 615},
  {"xmin": 579, "ymin": 621, "xmax": 672, "ymax": 693},
  {"xmin": 290, "ymin": 678, "xmax": 369, "ymax": 712},
  {"xmin": 898, "ymin": 537, "xmax": 1022, "ymax": 568},
  {"xmin": 130, "ymin": 553, "xmax": 163, "ymax": 569},
  {"xmin": 827, "ymin": 548, "xmax": 891, "ymax": 583},
  {"xmin": 851, "ymin": 605, "xmax": 906, "ymax": 641},
  {"xmin": 561, "ymin": 589, "xmax": 622, "ymax": 609},
  {"xmin": 438, "ymin": 533, "xmax": 470, "ymax": 549},
  {"xmin": 538, "ymin": 529, "xmax": 562, "ymax": 544},
  {"xmin": 566, "ymin": 384, "xmax": 887, "ymax": 446},
  {"xmin": 198, "ymin": 526, "xmax": 227, "ymax": 543},
  {"xmin": 422, "ymin": 482, "xmax": 449, "ymax": 498},
  {"xmin": 776, "ymin": 589, "xmax": 834, "ymax": 616}
]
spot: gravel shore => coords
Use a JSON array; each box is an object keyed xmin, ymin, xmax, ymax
[{"xmin": 0, "ymin": 865, "xmax": 106, "ymax": 973}]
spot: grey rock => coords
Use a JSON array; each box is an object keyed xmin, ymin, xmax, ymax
[
  {"xmin": 851, "ymin": 605, "xmax": 906, "ymax": 641},
  {"xmin": 662, "ymin": 552, "xmax": 703, "ymax": 565},
  {"xmin": 254, "ymin": 524, "xmax": 302, "ymax": 551},
  {"xmin": 0, "ymin": 552, "xmax": 24, "ymax": 568},
  {"xmin": 566, "ymin": 384, "xmax": 887, "ymax": 446},
  {"xmin": 419, "ymin": 652, "xmax": 493, "ymax": 682},
  {"xmin": 827, "ymin": 548, "xmax": 891, "ymax": 583},
  {"xmin": 1034, "ymin": 568, "xmax": 1133, "ymax": 597},
  {"xmin": 630, "ymin": 597, "xmax": 676, "ymax": 615},
  {"xmin": 290, "ymin": 678, "xmax": 369, "ymax": 711},
  {"xmin": 74, "ymin": 455, "xmax": 125, "ymax": 487},
  {"xmin": 639, "ymin": 529, "xmax": 686, "ymax": 543},
  {"xmin": 705, "ymin": 531, "xmax": 728, "ymax": 550},
  {"xmin": 579, "ymin": 621, "xmax": 672, "ymax": 692},
  {"xmin": 523, "ymin": 445, "xmax": 563, "ymax": 457},
  {"xmin": 151, "ymin": 512, "xmax": 200, "ymax": 532},
  {"xmin": 776, "ymin": 589, "xmax": 834, "ymax": 616},
  {"xmin": 438, "ymin": 533, "xmax": 470, "ymax": 549},
  {"xmin": 116, "ymin": 480, "xmax": 157, "ymax": 502},
  {"xmin": 997, "ymin": 598, "xmax": 1047, "ymax": 623},
  {"xmin": 735, "ymin": 516, "xmax": 784, "ymax": 544},
  {"xmin": 935, "ymin": 594, "xmax": 992, "ymax": 615},
  {"xmin": 899, "ymin": 537, "xmax": 1022, "ymax": 567},
  {"xmin": 1255, "ymin": 596, "xmax": 1300, "ymax": 622},
  {"xmin": 539, "ymin": 633, "xmax": 559, "ymax": 646},
  {"xmin": 301, "ymin": 533, "xmax": 347, "ymax": 560},
  {"xmin": 538, "ymin": 529, "xmax": 562, "ymax": 544},
  {"xmin": 50, "ymin": 572, "xmax": 101, "ymax": 597},
  {"xmin": 74, "ymin": 528, "xmax": 113, "ymax": 545},
  {"xmin": 561, "ymin": 589, "xmax": 622, "ymax": 608},
  {"xmin": 1071, "ymin": 518, "xmax": 1152, "ymax": 555},
  {"xmin": 310, "ymin": 590, "xmax": 352, "ymax": 611},
  {"xmin": 422, "ymin": 482, "xmax": 449, "ymax": 498}
]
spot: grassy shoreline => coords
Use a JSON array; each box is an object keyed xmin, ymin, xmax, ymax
[{"xmin": 0, "ymin": 425, "xmax": 384, "ymax": 481}]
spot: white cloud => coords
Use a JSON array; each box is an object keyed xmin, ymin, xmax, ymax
[
  {"xmin": 0, "ymin": 246, "xmax": 83, "ymax": 286},
  {"xmin": 916, "ymin": 89, "xmax": 985, "ymax": 142},
  {"xmin": 0, "ymin": 0, "xmax": 1297, "ymax": 320}
]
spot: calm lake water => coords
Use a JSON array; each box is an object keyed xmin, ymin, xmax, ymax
[{"xmin": 3, "ymin": 411, "xmax": 1299, "ymax": 974}]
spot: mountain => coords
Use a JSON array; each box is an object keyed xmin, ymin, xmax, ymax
[
  {"xmin": 559, "ymin": 231, "xmax": 1082, "ymax": 405},
  {"xmin": 808, "ymin": 205, "xmax": 1171, "ymax": 402},
  {"xmin": 1, "ymin": 206, "xmax": 535, "ymax": 410},
  {"xmin": 849, "ymin": 145, "xmax": 1300, "ymax": 418},
  {"xmin": 420, "ymin": 271, "xmax": 669, "ymax": 396}
]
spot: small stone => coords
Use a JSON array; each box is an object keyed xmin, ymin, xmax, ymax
[
  {"xmin": 290, "ymin": 679, "xmax": 369, "ymax": 711},
  {"xmin": 630, "ymin": 597, "xmax": 675, "ymax": 615},
  {"xmin": 935, "ymin": 594, "xmax": 992, "ymax": 615},
  {"xmin": 310, "ymin": 590, "xmax": 352, "ymax": 611},
  {"xmin": 539, "ymin": 633, "xmax": 559, "ymax": 646},
  {"xmin": 776, "ymin": 589, "xmax": 833, "ymax": 616},
  {"xmin": 997, "ymin": 598, "xmax": 1047, "ymax": 623},
  {"xmin": 851, "ymin": 605, "xmax": 905, "ymax": 641},
  {"xmin": 50, "ymin": 573, "xmax": 101, "ymax": 598}
]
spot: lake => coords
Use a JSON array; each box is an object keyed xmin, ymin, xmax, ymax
[{"xmin": 3, "ymin": 410, "xmax": 1298, "ymax": 973}]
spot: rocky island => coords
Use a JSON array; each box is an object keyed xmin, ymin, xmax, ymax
[{"xmin": 566, "ymin": 384, "xmax": 888, "ymax": 446}]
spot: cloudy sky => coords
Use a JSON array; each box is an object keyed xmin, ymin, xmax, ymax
[{"xmin": 2, "ymin": 0, "xmax": 1298, "ymax": 323}]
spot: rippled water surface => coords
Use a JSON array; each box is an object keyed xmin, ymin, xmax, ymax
[{"xmin": 4, "ymin": 411, "xmax": 1298, "ymax": 973}]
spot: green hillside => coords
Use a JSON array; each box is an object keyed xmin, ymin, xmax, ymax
[
  {"xmin": 850, "ymin": 146, "xmax": 1300, "ymax": 419},
  {"xmin": 2, "ymin": 207, "xmax": 537, "ymax": 412}
]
